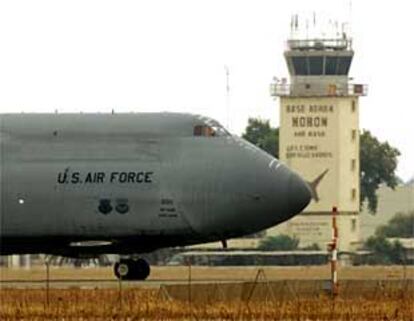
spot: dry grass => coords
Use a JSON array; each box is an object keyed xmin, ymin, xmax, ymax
[
  {"xmin": 1, "ymin": 266, "xmax": 413, "ymax": 320},
  {"xmin": 1, "ymin": 287, "xmax": 413, "ymax": 321}
]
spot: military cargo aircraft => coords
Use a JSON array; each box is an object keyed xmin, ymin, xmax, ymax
[{"xmin": 0, "ymin": 113, "xmax": 311, "ymax": 280}]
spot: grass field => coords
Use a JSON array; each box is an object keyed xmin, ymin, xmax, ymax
[
  {"xmin": 1, "ymin": 266, "xmax": 413, "ymax": 320},
  {"xmin": 1, "ymin": 287, "xmax": 413, "ymax": 321}
]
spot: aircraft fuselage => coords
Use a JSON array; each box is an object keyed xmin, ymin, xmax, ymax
[{"xmin": 0, "ymin": 113, "xmax": 311, "ymax": 257}]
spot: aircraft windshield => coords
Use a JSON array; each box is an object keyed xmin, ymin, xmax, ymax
[
  {"xmin": 193, "ymin": 123, "xmax": 230, "ymax": 137},
  {"xmin": 192, "ymin": 116, "xmax": 230, "ymax": 137}
]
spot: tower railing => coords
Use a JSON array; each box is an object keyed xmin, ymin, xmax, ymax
[
  {"xmin": 287, "ymin": 38, "xmax": 352, "ymax": 51},
  {"xmin": 270, "ymin": 83, "xmax": 368, "ymax": 97}
]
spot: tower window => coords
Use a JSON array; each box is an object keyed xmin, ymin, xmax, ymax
[
  {"xmin": 325, "ymin": 56, "xmax": 338, "ymax": 75},
  {"xmin": 309, "ymin": 56, "xmax": 323, "ymax": 75},
  {"xmin": 351, "ymin": 129, "xmax": 357, "ymax": 141},
  {"xmin": 351, "ymin": 100, "xmax": 356, "ymax": 112},
  {"xmin": 337, "ymin": 56, "xmax": 352, "ymax": 75},
  {"xmin": 351, "ymin": 159, "xmax": 356, "ymax": 171},
  {"xmin": 292, "ymin": 56, "xmax": 308, "ymax": 75},
  {"xmin": 351, "ymin": 188, "xmax": 357, "ymax": 201}
]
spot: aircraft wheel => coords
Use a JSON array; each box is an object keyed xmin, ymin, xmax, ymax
[
  {"xmin": 114, "ymin": 259, "xmax": 150, "ymax": 280},
  {"xmin": 114, "ymin": 261, "xmax": 130, "ymax": 279},
  {"xmin": 133, "ymin": 258, "xmax": 150, "ymax": 280}
]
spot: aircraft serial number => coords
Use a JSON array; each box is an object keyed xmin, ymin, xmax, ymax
[{"xmin": 57, "ymin": 171, "xmax": 154, "ymax": 184}]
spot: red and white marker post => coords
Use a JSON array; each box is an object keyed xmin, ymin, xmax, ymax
[{"xmin": 329, "ymin": 206, "xmax": 339, "ymax": 297}]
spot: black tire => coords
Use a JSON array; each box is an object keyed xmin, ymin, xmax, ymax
[
  {"xmin": 113, "ymin": 259, "xmax": 150, "ymax": 280},
  {"xmin": 133, "ymin": 258, "xmax": 150, "ymax": 280}
]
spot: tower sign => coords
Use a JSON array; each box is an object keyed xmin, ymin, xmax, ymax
[{"xmin": 270, "ymin": 19, "xmax": 367, "ymax": 251}]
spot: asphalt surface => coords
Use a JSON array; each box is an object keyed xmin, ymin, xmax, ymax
[{"xmin": 0, "ymin": 278, "xmax": 248, "ymax": 289}]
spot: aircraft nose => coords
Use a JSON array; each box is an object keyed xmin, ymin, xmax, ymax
[{"xmin": 288, "ymin": 172, "xmax": 312, "ymax": 215}]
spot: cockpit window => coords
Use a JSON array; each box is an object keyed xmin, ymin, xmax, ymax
[
  {"xmin": 193, "ymin": 125, "xmax": 215, "ymax": 137},
  {"xmin": 193, "ymin": 123, "xmax": 230, "ymax": 137},
  {"xmin": 214, "ymin": 126, "xmax": 230, "ymax": 136}
]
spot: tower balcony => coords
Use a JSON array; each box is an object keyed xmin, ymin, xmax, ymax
[
  {"xmin": 270, "ymin": 82, "xmax": 368, "ymax": 98},
  {"xmin": 287, "ymin": 38, "xmax": 352, "ymax": 51}
]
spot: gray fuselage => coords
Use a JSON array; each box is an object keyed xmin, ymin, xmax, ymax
[{"xmin": 0, "ymin": 113, "xmax": 310, "ymax": 256}]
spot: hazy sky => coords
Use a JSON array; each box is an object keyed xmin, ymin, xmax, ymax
[{"xmin": 0, "ymin": 0, "xmax": 412, "ymax": 181}]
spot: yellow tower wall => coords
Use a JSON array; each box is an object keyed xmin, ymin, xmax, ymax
[
  {"xmin": 270, "ymin": 96, "xmax": 361, "ymax": 251},
  {"xmin": 279, "ymin": 96, "xmax": 359, "ymax": 213}
]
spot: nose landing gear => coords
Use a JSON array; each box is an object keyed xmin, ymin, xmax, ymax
[{"xmin": 114, "ymin": 258, "xmax": 150, "ymax": 280}]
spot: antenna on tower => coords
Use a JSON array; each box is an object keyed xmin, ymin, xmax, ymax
[
  {"xmin": 224, "ymin": 65, "xmax": 230, "ymax": 130},
  {"xmin": 348, "ymin": 0, "xmax": 353, "ymax": 37},
  {"xmin": 335, "ymin": 20, "xmax": 339, "ymax": 37},
  {"xmin": 295, "ymin": 14, "xmax": 299, "ymax": 31}
]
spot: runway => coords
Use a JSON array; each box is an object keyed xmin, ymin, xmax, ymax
[{"xmin": 0, "ymin": 278, "xmax": 248, "ymax": 289}]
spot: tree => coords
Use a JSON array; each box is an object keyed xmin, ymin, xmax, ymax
[
  {"xmin": 360, "ymin": 130, "xmax": 401, "ymax": 213},
  {"xmin": 242, "ymin": 119, "xmax": 401, "ymax": 214},
  {"xmin": 258, "ymin": 234, "xmax": 299, "ymax": 251},
  {"xmin": 363, "ymin": 235, "xmax": 405, "ymax": 265},
  {"xmin": 375, "ymin": 211, "xmax": 414, "ymax": 238},
  {"xmin": 242, "ymin": 118, "xmax": 279, "ymax": 158},
  {"xmin": 362, "ymin": 211, "xmax": 413, "ymax": 265}
]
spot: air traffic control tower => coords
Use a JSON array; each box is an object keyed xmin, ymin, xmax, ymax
[{"xmin": 270, "ymin": 24, "xmax": 367, "ymax": 251}]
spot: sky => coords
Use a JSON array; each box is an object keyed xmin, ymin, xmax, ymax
[{"xmin": 0, "ymin": 0, "xmax": 412, "ymax": 181}]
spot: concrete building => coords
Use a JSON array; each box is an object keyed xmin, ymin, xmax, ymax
[{"xmin": 269, "ymin": 21, "xmax": 367, "ymax": 251}]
